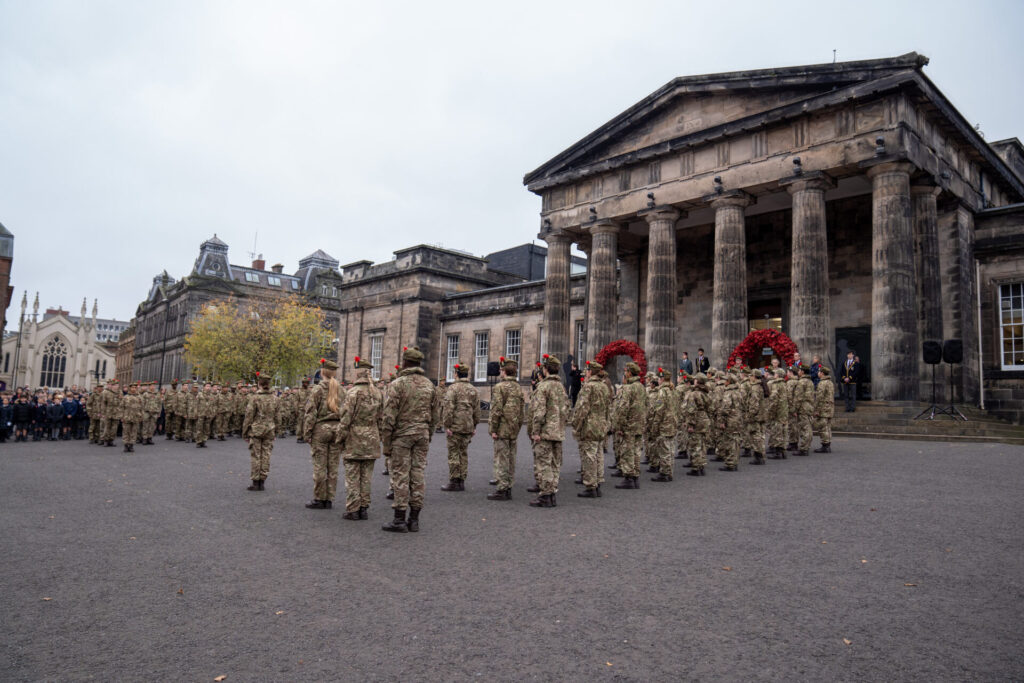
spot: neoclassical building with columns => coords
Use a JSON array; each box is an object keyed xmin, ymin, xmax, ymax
[{"xmin": 525, "ymin": 53, "xmax": 1024, "ymax": 407}]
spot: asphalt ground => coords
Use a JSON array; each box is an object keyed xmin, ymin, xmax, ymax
[{"xmin": 1, "ymin": 432, "xmax": 1023, "ymax": 682}]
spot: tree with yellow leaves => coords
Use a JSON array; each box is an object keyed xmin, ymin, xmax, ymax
[{"xmin": 184, "ymin": 298, "xmax": 332, "ymax": 386}]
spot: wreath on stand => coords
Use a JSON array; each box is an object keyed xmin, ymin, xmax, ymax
[
  {"xmin": 727, "ymin": 329, "xmax": 799, "ymax": 369},
  {"xmin": 594, "ymin": 340, "xmax": 648, "ymax": 377}
]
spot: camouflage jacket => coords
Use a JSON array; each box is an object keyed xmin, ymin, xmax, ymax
[
  {"xmin": 571, "ymin": 375, "xmax": 611, "ymax": 442},
  {"xmin": 792, "ymin": 377, "xmax": 814, "ymax": 416},
  {"xmin": 647, "ymin": 384, "xmax": 678, "ymax": 437},
  {"xmin": 101, "ymin": 387, "xmax": 122, "ymax": 421},
  {"xmin": 197, "ymin": 391, "xmax": 216, "ymax": 419},
  {"xmin": 121, "ymin": 394, "xmax": 144, "ymax": 422},
  {"xmin": 144, "ymin": 391, "xmax": 162, "ymax": 417},
  {"xmin": 741, "ymin": 380, "xmax": 764, "ymax": 422},
  {"xmin": 163, "ymin": 389, "xmax": 177, "ymax": 415},
  {"xmin": 442, "ymin": 378, "xmax": 480, "ymax": 435},
  {"xmin": 243, "ymin": 389, "xmax": 278, "ymax": 439},
  {"xmin": 86, "ymin": 391, "xmax": 102, "ymax": 420},
  {"xmin": 680, "ymin": 387, "xmax": 711, "ymax": 434},
  {"xmin": 718, "ymin": 384, "xmax": 742, "ymax": 429},
  {"xmin": 488, "ymin": 377, "xmax": 524, "ymax": 439},
  {"xmin": 767, "ymin": 379, "xmax": 789, "ymax": 421},
  {"xmin": 612, "ymin": 376, "xmax": 647, "ymax": 436},
  {"xmin": 303, "ymin": 381, "xmax": 343, "ymax": 442},
  {"xmin": 380, "ymin": 367, "xmax": 440, "ymax": 453},
  {"xmin": 337, "ymin": 377, "xmax": 383, "ymax": 459},
  {"xmin": 527, "ymin": 374, "xmax": 569, "ymax": 442},
  {"xmin": 674, "ymin": 383, "xmax": 691, "ymax": 431},
  {"xmin": 814, "ymin": 378, "xmax": 835, "ymax": 418}
]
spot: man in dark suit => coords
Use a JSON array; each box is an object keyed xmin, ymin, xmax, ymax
[
  {"xmin": 679, "ymin": 352, "xmax": 694, "ymax": 377},
  {"xmin": 841, "ymin": 351, "xmax": 860, "ymax": 412},
  {"xmin": 695, "ymin": 348, "xmax": 710, "ymax": 374}
]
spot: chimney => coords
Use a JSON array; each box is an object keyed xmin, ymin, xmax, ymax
[
  {"xmin": 271, "ymin": 263, "xmax": 284, "ymax": 274},
  {"xmin": 252, "ymin": 253, "xmax": 265, "ymax": 271}
]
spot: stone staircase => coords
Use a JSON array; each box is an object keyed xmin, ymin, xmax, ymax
[{"xmin": 831, "ymin": 401, "xmax": 1024, "ymax": 445}]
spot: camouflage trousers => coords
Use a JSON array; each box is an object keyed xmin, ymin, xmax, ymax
[
  {"xmin": 122, "ymin": 421, "xmax": 139, "ymax": 446},
  {"xmin": 343, "ymin": 458, "xmax": 374, "ymax": 512},
  {"xmin": 813, "ymin": 416, "xmax": 832, "ymax": 444},
  {"xmin": 721, "ymin": 427, "xmax": 740, "ymax": 467},
  {"xmin": 142, "ymin": 417, "xmax": 157, "ymax": 441},
  {"xmin": 532, "ymin": 439, "xmax": 562, "ymax": 495},
  {"xmin": 232, "ymin": 414, "xmax": 244, "ymax": 434},
  {"xmin": 795, "ymin": 413, "xmax": 813, "ymax": 451},
  {"xmin": 677, "ymin": 429, "xmax": 689, "ymax": 456},
  {"xmin": 615, "ymin": 433, "xmax": 642, "ymax": 477},
  {"xmin": 101, "ymin": 418, "xmax": 119, "ymax": 443},
  {"xmin": 687, "ymin": 430, "xmax": 708, "ymax": 469},
  {"xmin": 184, "ymin": 418, "xmax": 196, "ymax": 440},
  {"xmin": 768, "ymin": 420, "xmax": 788, "ymax": 449},
  {"xmin": 649, "ymin": 435, "xmax": 674, "ymax": 476},
  {"xmin": 446, "ymin": 432, "xmax": 472, "ymax": 480},
  {"xmin": 196, "ymin": 417, "xmax": 212, "ymax": 444},
  {"xmin": 249, "ymin": 437, "xmax": 273, "ymax": 480},
  {"xmin": 88, "ymin": 418, "xmax": 102, "ymax": 442},
  {"xmin": 578, "ymin": 440, "xmax": 601, "ymax": 489},
  {"xmin": 492, "ymin": 438, "xmax": 516, "ymax": 491},
  {"xmin": 789, "ymin": 417, "xmax": 799, "ymax": 445},
  {"xmin": 310, "ymin": 422, "xmax": 341, "ymax": 501},
  {"xmin": 164, "ymin": 414, "xmax": 178, "ymax": 438},
  {"xmin": 213, "ymin": 414, "xmax": 229, "ymax": 438},
  {"xmin": 746, "ymin": 421, "xmax": 766, "ymax": 454},
  {"xmin": 389, "ymin": 428, "xmax": 430, "ymax": 511}
]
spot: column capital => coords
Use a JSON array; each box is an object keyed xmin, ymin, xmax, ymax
[
  {"xmin": 703, "ymin": 189, "xmax": 753, "ymax": 209},
  {"xmin": 861, "ymin": 157, "xmax": 915, "ymax": 179},
  {"xmin": 910, "ymin": 180, "xmax": 942, "ymax": 197},
  {"xmin": 585, "ymin": 220, "xmax": 621, "ymax": 237},
  {"xmin": 638, "ymin": 206, "xmax": 684, "ymax": 224},
  {"xmin": 543, "ymin": 230, "xmax": 573, "ymax": 246},
  {"xmin": 779, "ymin": 170, "xmax": 835, "ymax": 195}
]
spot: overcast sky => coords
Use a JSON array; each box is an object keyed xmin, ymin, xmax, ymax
[{"xmin": 2, "ymin": 0, "xmax": 1022, "ymax": 325}]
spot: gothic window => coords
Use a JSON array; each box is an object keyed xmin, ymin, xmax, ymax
[{"xmin": 39, "ymin": 336, "xmax": 68, "ymax": 388}]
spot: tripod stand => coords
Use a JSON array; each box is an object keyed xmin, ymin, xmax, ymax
[{"xmin": 914, "ymin": 363, "xmax": 967, "ymax": 421}]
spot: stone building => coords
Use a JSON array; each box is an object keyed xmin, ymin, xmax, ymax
[
  {"xmin": 0, "ymin": 221, "xmax": 13, "ymax": 339},
  {"xmin": 42, "ymin": 309, "xmax": 130, "ymax": 343},
  {"xmin": 523, "ymin": 53, "xmax": 1024, "ymax": 413},
  {"xmin": 115, "ymin": 321, "xmax": 135, "ymax": 385},
  {"xmin": 0, "ymin": 294, "xmax": 115, "ymax": 390}
]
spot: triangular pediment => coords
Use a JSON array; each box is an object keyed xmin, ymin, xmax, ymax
[{"xmin": 525, "ymin": 53, "xmax": 929, "ymax": 186}]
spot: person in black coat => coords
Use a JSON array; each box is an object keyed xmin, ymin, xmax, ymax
[
  {"xmin": 75, "ymin": 394, "xmax": 89, "ymax": 440},
  {"xmin": 47, "ymin": 397, "xmax": 65, "ymax": 441},
  {"xmin": 840, "ymin": 351, "xmax": 862, "ymax": 412},
  {"xmin": 694, "ymin": 348, "xmax": 711, "ymax": 374},
  {"xmin": 0, "ymin": 397, "xmax": 11, "ymax": 442},
  {"xmin": 34, "ymin": 399, "xmax": 48, "ymax": 441},
  {"xmin": 12, "ymin": 397, "xmax": 32, "ymax": 441},
  {"xmin": 568, "ymin": 363, "xmax": 583, "ymax": 407}
]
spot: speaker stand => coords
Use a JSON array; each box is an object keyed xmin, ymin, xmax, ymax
[
  {"xmin": 914, "ymin": 364, "xmax": 942, "ymax": 420},
  {"xmin": 931, "ymin": 364, "xmax": 967, "ymax": 421}
]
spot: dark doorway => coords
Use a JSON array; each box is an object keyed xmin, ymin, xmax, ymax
[{"xmin": 836, "ymin": 326, "xmax": 871, "ymax": 400}]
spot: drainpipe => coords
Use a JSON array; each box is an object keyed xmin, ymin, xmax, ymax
[
  {"xmin": 976, "ymin": 258, "xmax": 984, "ymax": 410},
  {"xmin": 437, "ymin": 320, "xmax": 445, "ymax": 383}
]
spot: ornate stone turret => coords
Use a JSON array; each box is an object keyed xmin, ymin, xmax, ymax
[
  {"xmin": 91, "ymin": 299, "xmax": 98, "ymax": 327},
  {"xmin": 31, "ymin": 292, "xmax": 39, "ymax": 321},
  {"xmin": 193, "ymin": 234, "xmax": 232, "ymax": 279},
  {"xmin": 20, "ymin": 290, "xmax": 26, "ymax": 317}
]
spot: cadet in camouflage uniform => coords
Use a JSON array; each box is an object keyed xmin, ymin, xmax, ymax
[
  {"xmin": 302, "ymin": 360, "xmax": 344, "ymax": 510},
  {"xmin": 648, "ymin": 368, "xmax": 678, "ymax": 481},
  {"xmin": 611, "ymin": 361, "xmax": 647, "ymax": 489},
  {"xmin": 527, "ymin": 354, "xmax": 569, "ymax": 508},
  {"xmin": 706, "ymin": 368, "xmax": 722, "ymax": 459},
  {"xmin": 786, "ymin": 368, "xmax": 800, "ymax": 452},
  {"xmin": 87, "ymin": 384, "xmax": 103, "ymax": 444},
  {"xmin": 337, "ymin": 356, "xmax": 383, "ymax": 520},
  {"xmin": 486, "ymin": 357, "xmax": 524, "ymax": 501},
  {"xmin": 717, "ymin": 371, "xmax": 743, "ymax": 471},
  {"xmin": 100, "ymin": 379, "xmax": 122, "ymax": 446},
  {"xmin": 164, "ymin": 380, "xmax": 179, "ymax": 440},
  {"xmin": 747, "ymin": 370, "xmax": 770, "ymax": 465},
  {"xmin": 642, "ymin": 371, "xmax": 658, "ymax": 468},
  {"xmin": 195, "ymin": 383, "xmax": 215, "ymax": 447},
  {"xmin": 381, "ymin": 346, "xmax": 440, "ymax": 533},
  {"xmin": 295, "ymin": 378, "xmax": 312, "ymax": 442},
  {"xmin": 572, "ymin": 360, "xmax": 611, "ymax": 497},
  {"xmin": 121, "ymin": 383, "xmax": 143, "ymax": 452},
  {"xmin": 813, "ymin": 366, "xmax": 835, "ymax": 453},
  {"xmin": 766, "ymin": 369, "xmax": 790, "ymax": 459},
  {"xmin": 792, "ymin": 365, "xmax": 815, "ymax": 456},
  {"xmin": 141, "ymin": 382, "xmax": 160, "ymax": 444},
  {"xmin": 682, "ymin": 374, "xmax": 712, "ymax": 476},
  {"xmin": 183, "ymin": 383, "xmax": 197, "ymax": 442},
  {"xmin": 675, "ymin": 372, "xmax": 691, "ymax": 461},
  {"xmin": 232, "ymin": 383, "xmax": 246, "ymax": 435},
  {"xmin": 441, "ymin": 362, "xmax": 480, "ymax": 492},
  {"xmin": 243, "ymin": 374, "xmax": 278, "ymax": 491}
]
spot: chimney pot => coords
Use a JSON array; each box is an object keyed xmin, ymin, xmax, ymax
[
  {"xmin": 271, "ymin": 263, "xmax": 284, "ymax": 274},
  {"xmin": 252, "ymin": 259, "xmax": 266, "ymax": 271}
]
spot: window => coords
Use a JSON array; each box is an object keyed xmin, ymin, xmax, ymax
[
  {"xmin": 291, "ymin": 280, "xmax": 300, "ymax": 290},
  {"xmin": 474, "ymin": 332, "xmax": 489, "ymax": 382},
  {"xmin": 505, "ymin": 329, "xmax": 521, "ymax": 379},
  {"xmin": 39, "ymin": 336, "xmax": 67, "ymax": 387},
  {"xmin": 268, "ymin": 276, "xmax": 281, "ymax": 286},
  {"xmin": 332, "ymin": 286, "xmax": 338, "ymax": 297},
  {"xmin": 446, "ymin": 334, "xmax": 460, "ymax": 382},
  {"xmin": 245, "ymin": 272, "xmax": 260, "ymax": 283},
  {"xmin": 1000, "ymin": 283, "xmax": 1024, "ymax": 369},
  {"xmin": 4, "ymin": 352, "xmax": 8, "ymax": 373},
  {"xmin": 102, "ymin": 360, "xmax": 107, "ymax": 377},
  {"xmin": 539, "ymin": 325, "xmax": 545, "ymax": 357},
  {"xmin": 575, "ymin": 320, "xmax": 585, "ymax": 363},
  {"xmin": 369, "ymin": 334, "xmax": 383, "ymax": 380}
]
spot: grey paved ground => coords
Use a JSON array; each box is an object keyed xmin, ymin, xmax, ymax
[{"xmin": 1, "ymin": 432, "xmax": 1023, "ymax": 682}]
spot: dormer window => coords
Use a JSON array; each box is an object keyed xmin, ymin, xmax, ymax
[
  {"xmin": 268, "ymin": 276, "xmax": 281, "ymax": 287},
  {"xmin": 245, "ymin": 272, "xmax": 260, "ymax": 283}
]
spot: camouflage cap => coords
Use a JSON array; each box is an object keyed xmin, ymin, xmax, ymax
[
  {"xmin": 542, "ymin": 353, "xmax": 561, "ymax": 370},
  {"xmin": 585, "ymin": 360, "xmax": 603, "ymax": 371},
  {"xmin": 403, "ymin": 345, "xmax": 425, "ymax": 362},
  {"xmin": 774, "ymin": 368, "xmax": 787, "ymax": 378},
  {"xmin": 499, "ymin": 355, "xmax": 518, "ymax": 371},
  {"xmin": 625, "ymin": 361, "xmax": 641, "ymax": 375},
  {"xmin": 352, "ymin": 355, "xmax": 373, "ymax": 370},
  {"xmin": 818, "ymin": 366, "xmax": 831, "ymax": 377},
  {"xmin": 453, "ymin": 362, "xmax": 469, "ymax": 377},
  {"xmin": 320, "ymin": 359, "xmax": 339, "ymax": 371},
  {"xmin": 692, "ymin": 373, "xmax": 707, "ymax": 385}
]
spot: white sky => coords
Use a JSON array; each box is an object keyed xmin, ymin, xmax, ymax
[{"xmin": 2, "ymin": 0, "xmax": 1022, "ymax": 324}]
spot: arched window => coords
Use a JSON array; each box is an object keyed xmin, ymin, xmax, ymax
[{"xmin": 39, "ymin": 336, "xmax": 68, "ymax": 388}]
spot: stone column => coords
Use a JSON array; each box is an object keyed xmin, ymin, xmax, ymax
[
  {"xmin": 642, "ymin": 208, "xmax": 681, "ymax": 373},
  {"xmin": 866, "ymin": 161, "xmax": 919, "ymax": 401},
  {"xmin": 543, "ymin": 232, "xmax": 572, "ymax": 365},
  {"xmin": 912, "ymin": 183, "xmax": 943, "ymax": 398},
  {"xmin": 707, "ymin": 191, "xmax": 752, "ymax": 367},
  {"xmin": 615, "ymin": 252, "xmax": 641, "ymax": 379},
  {"xmin": 781, "ymin": 173, "xmax": 834, "ymax": 364},
  {"xmin": 585, "ymin": 221, "xmax": 618, "ymax": 361}
]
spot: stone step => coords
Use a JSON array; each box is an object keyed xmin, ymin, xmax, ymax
[{"xmin": 833, "ymin": 430, "xmax": 1024, "ymax": 446}]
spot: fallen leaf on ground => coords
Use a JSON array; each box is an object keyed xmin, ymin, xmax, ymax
[
  {"xmin": 49, "ymin": 516, "xmax": 55, "ymax": 519},
  {"xmin": 129, "ymin": 537, "xmax": 136, "ymax": 540},
  {"xmin": 870, "ymin": 508, "xmax": 876, "ymax": 511},
  {"xmin": 904, "ymin": 583, "xmax": 917, "ymax": 587},
  {"xmin": 177, "ymin": 588, "xmax": 184, "ymax": 595},
  {"xmin": 861, "ymin": 559, "xmax": 868, "ymax": 564},
  {"xmin": 843, "ymin": 638, "xmax": 852, "ymax": 646},
  {"xmin": 570, "ymin": 534, "xmax": 576, "ymax": 537},
  {"xmin": 821, "ymin": 541, "xmax": 827, "ymax": 544},
  {"xmin": 721, "ymin": 566, "xmax": 732, "ymax": 571},
  {"xmin": 214, "ymin": 677, "xmax": 227, "ymax": 682},
  {"xmin": 275, "ymin": 611, "xmax": 284, "ymax": 615},
  {"xmin": 606, "ymin": 662, "xmax": 613, "ymax": 666},
  {"xmin": 945, "ymin": 548, "xmax": 952, "ymax": 552},
  {"xmin": 106, "ymin": 500, "xmax": 113, "ymax": 503},
  {"xmin": 42, "ymin": 597, "xmax": 52, "ymax": 601}
]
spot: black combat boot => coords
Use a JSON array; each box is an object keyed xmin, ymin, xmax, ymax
[
  {"xmin": 595, "ymin": 484, "xmax": 602, "ymax": 497},
  {"xmin": 529, "ymin": 493, "xmax": 555, "ymax": 508},
  {"xmin": 441, "ymin": 479, "xmax": 461, "ymax": 491},
  {"xmin": 247, "ymin": 480, "xmax": 260, "ymax": 491},
  {"xmin": 386, "ymin": 488, "xmax": 394, "ymax": 500},
  {"xmin": 382, "ymin": 508, "xmax": 407, "ymax": 532},
  {"xmin": 123, "ymin": 445, "xmax": 130, "ymax": 453},
  {"xmin": 407, "ymin": 507, "xmax": 420, "ymax": 532},
  {"xmin": 487, "ymin": 488, "xmax": 511, "ymax": 501},
  {"xmin": 787, "ymin": 442, "xmax": 798, "ymax": 452},
  {"xmin": 675, "ymin": 452, "xmax": 687, "ymax": 460},
  {"xmin": 640, "ymin": 457, "xmax": 650, "ymax": 465},
  {"xmin": 526, "ymin": 484, "xmax": 541, "ymax": 493},
  {"xmin": 305, "ymin": 500, "xmax": 327, "ymax": 509},
  {"xmin": 577, "ymin": 487, "xmax": 598, "ymax": 498},
  {"xmin": 258, "ymin": 480, "xmax": 265, "ymax": 490},
  {"xmin": 651, "ymin": 473, "xmax": 673, "ymax": 482},
  {"xmin": 814, "ymin": 443, "xmax": 832, "ymax": 453},
  {"xmin": 718, "ymin": 465, "xmax": 738, "ymax": 472},
  {"xmin": 218, "ymin": 435, "xmax": 225, "ymax": 441},
  {"xmin": 795, "ymin": 449, "xmax": 809, "ymax": 456},
  {"xmin": 358, "ymin": 507, "xmax": 368, "ymax": 519},
  {"xmin": 614, "ymin": 476, "xmax": 638, "ymax": 489},
  {"xmin": 296, "ymin": 437, "xmax": 304, "ymax": 444},
  {"xmin": 488, "ymin": 479, "xmax": 498, "ymax": 485},
  {"xmin": 610, "ymin": 470, "xmax": 624, "ymax": 478},
  {"xmin": 740, "ymin": 448, "xmax": 752, "ymax": 458},
  {"xmin": 646, "ymin": 465, "xmax": 659, "ymax": 473},
  {"xmin": 166, "ymin": 433, "xmax": 173, "ymax": 440},
  {"xmin": 752, "ymin": 452, "xmax": 766, "ymax": 465},
  {"xmin": 342, "ymin": 509, "xmax": 360, "ymax": 520},
  {"xmin": 105, "ymin": 440, "xmax": 114, "ymax": 447}
]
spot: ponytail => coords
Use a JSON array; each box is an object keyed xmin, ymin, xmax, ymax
[{"xmin": 324, "ymin": 369, "xmax": 341, "ymax": 414}]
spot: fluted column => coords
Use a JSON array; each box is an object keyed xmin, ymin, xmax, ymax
[
  {"xmin": 866, "ymin": 161, "xmax": 919, "ymax": 401},
  {"xmin": 641, "ymin": 208, "xmax": 681, "ymax": 373},
  {"xmin": 543, "ymin": 232, "xmax": 572, "ymax": 365},
  {"xmin": 912, "ymin": 183, "xmax": 943, "ymax": 344},
  {"xmin": 781, "ymin": 172, "xmax": 834, "ymax": 364},
  {"xmin": 585, "ymin": 221, "xmax": 618, "ymax": 360},
  {"xmin": 707, "ymin": 191, "xmax": 752, "ymax": 367}
]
